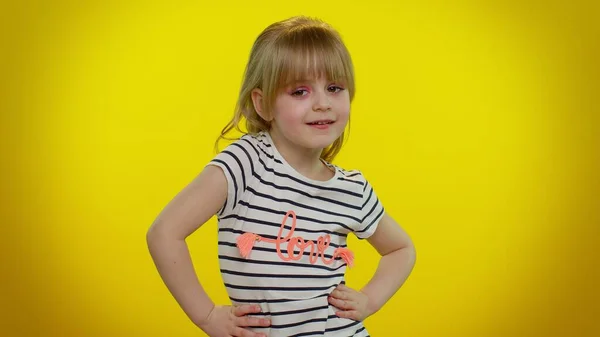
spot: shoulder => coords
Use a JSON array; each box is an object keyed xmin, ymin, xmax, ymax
[
  {"xmin": 219, "ymin": 132, "xmax": 273, "ymax": 157},
  {"xmin": 329, "ymin": 163, "xmax": 369, "ymax": 188}
]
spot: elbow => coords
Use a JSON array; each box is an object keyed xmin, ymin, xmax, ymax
[
  {"xmin": 146, "ymin": 221, "xmax": 159, "ymax": 241},
  {"xmin": 394, "ymin": 239, "xmax": 416, "ymax": 266},
  {"xmin": 146, "ymin": 220, "xmax": 185, "ymax": 250},
  {"xmin": 146, "ymin": 221, "xmax": 169, "ymax": 251},
  {"xmin": 409, "ymin": 242, "xmax": 417, "ymax": 263},
  {"xmin": 146, "ymin": 224, "xmax": 159, "ymax": 251},
  {"xmin": 404, "ymin": 235, "xmax": 416, "ymax": 256},
  {"xmin": 146, "ymin": 223, "xmax": 177, "ymax": 260},
  {"xmin": 404, "ymin": 241, "xmax": 417, "ymax": 268}
]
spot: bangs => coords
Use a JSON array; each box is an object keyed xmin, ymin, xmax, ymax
[
  {"xmin": 267, "ymin": 26, "xmax": 354, "ymax": 92},
  {"xmin": 224, "ymin": 16, "xmax": 352, "ymax": 161}
]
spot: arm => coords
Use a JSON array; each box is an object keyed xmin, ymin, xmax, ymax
[
  {"xmin": 329, "ymin": 213, "xmax": 416, "ymax": 320},
  {"xmin": 361, "ymin": 213, "xmax": 416, "ymax": 315},
  {"xmin": 146, "ymin": 165, "xmax": 227, "ymax": 326}
]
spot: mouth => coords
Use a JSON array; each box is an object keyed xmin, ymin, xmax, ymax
[{"xmin": 306, "ymin": 120, "xmax": 335, "ymax": 126}]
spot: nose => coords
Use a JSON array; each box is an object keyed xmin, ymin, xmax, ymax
[{"xmin": 312, "ymin": 90, "xmax": 331, "ymax": 112}]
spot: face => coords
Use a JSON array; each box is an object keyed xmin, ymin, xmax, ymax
[{"xmin": 268, "ymin": 76, "xmax": 350, "ymax": 152}]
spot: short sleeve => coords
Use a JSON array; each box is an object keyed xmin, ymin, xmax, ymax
[
  {"xmin": 205, "ymin": 136, "xmax": 257, "ymax": 218},
  {"xmin": 354, "ymin": 177, "xmax": 385, "ymax": 239}
]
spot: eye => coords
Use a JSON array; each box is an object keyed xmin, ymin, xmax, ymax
[
  {"xmin": 328, "ymin": 85, "xmax": 344, "ymax": 93},
  {"xmin": 291, "ymin": 89, "xmax": 309, "ymax": 96}
]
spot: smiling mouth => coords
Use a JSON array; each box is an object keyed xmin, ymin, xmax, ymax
[{"xmin": 307, "ymin": 120, "xmax": 334, "ymax": 125}]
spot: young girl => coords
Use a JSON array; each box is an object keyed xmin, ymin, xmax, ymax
[{"xmin": 147, "ymin": 16, "xmax": 416, "ymax": 337}]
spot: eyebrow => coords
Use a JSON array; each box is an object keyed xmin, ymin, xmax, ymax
[
  {"xmin": 283, "ymin": 77, "xmax": 346, "ymax": 87},
  {"xmin": 283, "ymin": 78, "xmax": 314, "ymax": 86}
]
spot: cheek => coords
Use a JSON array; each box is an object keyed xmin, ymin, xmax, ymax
[
  {"xmin": 274, "ymin": 101, "xmax": 306, "ymax": 126},
  {"xmin": 280, "ymin": 110, "xmax": 305, "ymax": 126},
  {"xmin": 337, "ymin": 101, "xmax": 351, "ymax": 121}
]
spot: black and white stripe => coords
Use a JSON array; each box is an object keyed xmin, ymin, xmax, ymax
[{"xmin": 206, "ymin": 131, "xmax": 384, "ymax": 336}]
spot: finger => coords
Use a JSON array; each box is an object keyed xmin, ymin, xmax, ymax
[
  {"xmin": 330, "ymin": 289, "xmax": 352, "ymax": 300},
  {"xmin": 336, "ymin": 309, "xmax": 360, "ymax": 321},
  {"xmin": 236, "ymin": 315, "xmax": 271, "ymax": 327},
  {"xmin": 338, "ymin": 284, "xmax": 359, "ymax": 294},
  {"xmin": 232, "ymin": 326, "xmax": 267, "ymax": 337},
  {"xmin": 337, "ymin": 284, "xmax": 350, "ymax": 291},
  {"xmin": 328, "ymin": 296, "xmax": 356, "ymax": 310},
  {"xmin": 233, "ymin": 304, "xmax": 262, "ymax": 317}
]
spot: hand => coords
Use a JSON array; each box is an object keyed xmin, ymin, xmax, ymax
[
  {"xmin": 328, "ymin": 284, "xmax": 374, "ymax": 321},
  {"xmin": 197, "ymin": 304, "xmax": 270, "ymax": 337}
]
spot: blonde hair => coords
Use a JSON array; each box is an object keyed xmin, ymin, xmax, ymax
[{"xmin": 215, "ymin": 16, "xmax": 355, "ymax": 162}]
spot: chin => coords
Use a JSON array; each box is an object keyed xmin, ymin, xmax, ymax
[{"xmin": 302, "ymin": 134, "xmax": 341, "ymax": 149}]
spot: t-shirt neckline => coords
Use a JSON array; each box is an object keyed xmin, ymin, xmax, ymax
[{"xmin": 262, "ymin": 131, "xmax": 341, "ymax": 186}]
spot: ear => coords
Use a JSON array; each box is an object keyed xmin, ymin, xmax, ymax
[{"xmin": 251, "ymin": 88, "xmax": 271, "ymax": 121}]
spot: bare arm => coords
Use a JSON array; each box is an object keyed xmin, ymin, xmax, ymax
[
  {"xmin": 361, "ymin": 213, "xmax": 416, "ymax": 315},
  {"xmin": 146, "ymin": 165, "xmax": 227, "ymax": 327}
]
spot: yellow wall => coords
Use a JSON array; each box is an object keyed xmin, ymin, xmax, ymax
[{"xmin": 2, "ymin": 1, "xmax": 598, "ymax": 336}]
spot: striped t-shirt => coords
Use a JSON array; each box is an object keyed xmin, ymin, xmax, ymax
[{"xmin": 207, "ymin": 131, "xmax": 385, "ymax": 337}]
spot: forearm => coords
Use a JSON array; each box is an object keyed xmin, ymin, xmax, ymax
[
  {"xmin": 147, "ymin": 232, "xmax": 214, "ymax": 326},
  {"xmin": 360, "ymin": 245, "xmax": 416, "ymax": 315}
]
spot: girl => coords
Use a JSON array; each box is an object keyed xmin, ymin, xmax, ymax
[{"xmin": 147, "ymin": 16, "xmax": 416, "ymax": 337}]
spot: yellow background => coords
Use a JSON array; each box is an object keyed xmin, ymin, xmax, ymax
[{"xmin": 1, "ymin": 1, "xmax": 599, "ymax": 336}]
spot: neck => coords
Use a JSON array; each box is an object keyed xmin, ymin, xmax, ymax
[{"xmin": 268, "ymin": 128, "xmax": 333, "ymax": 181}]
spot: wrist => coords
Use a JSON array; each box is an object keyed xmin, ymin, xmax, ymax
[
  {"xmin": 193, "ymin": 302, "xmax": 216, "ymax": 328},
  {"xmin": 360, "ymin": 289, "xmax": 381, "ymax": 317}
]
